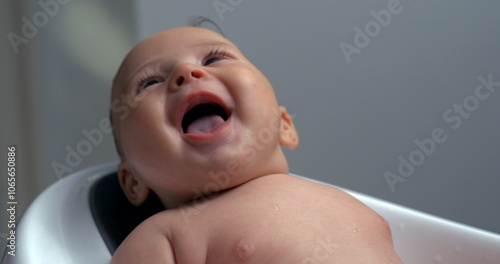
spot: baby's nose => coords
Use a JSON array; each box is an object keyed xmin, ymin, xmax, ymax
[{"xmin": 169, "ymin": 63, "xmax": 207, "ymax": 92}]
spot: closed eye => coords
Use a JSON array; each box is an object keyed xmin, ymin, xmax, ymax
[
  {"xmin": 136, "ymin": 76, "xmax": 164, "ymax": 94},
  {"xmin": 203, "ymin": 47, "xmax": 230, "ymax": 66},
  {"xmin": 143, "ymin": 79, "xmax": 161, "ymax": 88},
  {"xmin": 204, "ymin": 57, "xmax": 223, "ymax": 66}
]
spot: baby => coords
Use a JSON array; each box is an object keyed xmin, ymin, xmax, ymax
[{"xmin": 109, "ymin": 27, "xmax": 402, "ymax": 263}]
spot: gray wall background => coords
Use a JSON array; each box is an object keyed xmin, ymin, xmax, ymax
[{"xmin": 1, "ymin": 0, "xmax": 499, "ymax": 249}]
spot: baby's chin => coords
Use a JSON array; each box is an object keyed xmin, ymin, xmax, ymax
[{"xmin": 154, "ymin": 156, "xmax": 290, "ymax": 210}]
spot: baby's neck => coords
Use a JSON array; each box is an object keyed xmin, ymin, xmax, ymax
[{"xmin": 172, "ymin": 173, "xmax": 291, "ymax": 209}]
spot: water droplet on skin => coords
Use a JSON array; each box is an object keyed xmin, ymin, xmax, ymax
[
  {"xmin": 272, "ymin": 203, "xmax": 279, "ymax": 210},
  {"xmin": 352, "ymin": 227, "xmax": 358, "ymax": 232}
]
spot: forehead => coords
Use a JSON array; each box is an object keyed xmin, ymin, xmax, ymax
[
  {"xmin": 112, "ymin": 27, "xmax": 237, "ymax": 96},
  {"xmin": 127, "ymin": 28, "xmax": 234, "ymax": 73}
]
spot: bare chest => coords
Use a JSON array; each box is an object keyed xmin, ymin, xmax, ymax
[{"xmin": 170, "ymin": 183, "xmax": 342, "ymax": 263}]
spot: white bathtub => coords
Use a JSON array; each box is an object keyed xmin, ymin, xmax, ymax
[
  {"xmin": 305, "ymin": 177, "xmax": 500, "ymax": 263},
  {"xmin": 3, "ymin": 163, "xmax": 500, "ymax": 263}
]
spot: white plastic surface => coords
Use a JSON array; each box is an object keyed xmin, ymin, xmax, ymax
[
  {"xmin": 3, "ymin": 164, "xmax": 500, "ymax": 263},
  {"xmin": 352, "ymin": 191, "xmax": 500, "ymax": 263},
  {"xmin": 298, "ymin": 175, "xmax": 500, "ymax": 263},
  {"xmin": 3, "ymin": 163, "xmax": 116, "ymax": 264}
]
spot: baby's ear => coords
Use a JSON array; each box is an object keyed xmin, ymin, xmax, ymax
[
  {"xmin": 278, "ymin": 106, "xmax": 299, "ymax": 149},
  {"xmin": 117, "ymin": 162, "xmax": 150, "ymax": 206}
]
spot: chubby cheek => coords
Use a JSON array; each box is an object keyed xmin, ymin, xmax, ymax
[
  {"xmin": 122, "ymin": 101, "xmax": 176, "ymax": 172},
  {"xmin": 227, "ymin": 66, "xmax": 278, "ymax": 119},
  {"xmin": 226, "ymin": 66, "xmax": 283, "ymax": 154}
]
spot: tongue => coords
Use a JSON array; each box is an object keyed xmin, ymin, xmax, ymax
[{"xmin": 186, "ymin": 114, "xmax": 225, "ymax": 134}]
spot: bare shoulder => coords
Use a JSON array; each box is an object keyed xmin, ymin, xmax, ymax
[
  {"xmin": 111, "ymin": 212, "xmax": 176, "ymax": 264},
  {"xmin": 299, "ymin": 175, "xmax": 401, "ymax": 263},
  {"xmin": 250, "ymin": 174, "xmax": 402, "ymax": 263},
  {"xmin": 289, "ymin": 175, "xmax": 394, "ymax": 231},
  {"xmin": 238, "ymin": 174, "xmax": 393, "ymax": 238}
]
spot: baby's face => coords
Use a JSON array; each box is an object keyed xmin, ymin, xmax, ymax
[{"xmin": 112, "ymin": 27, "xmax": 297, "ymax": 207}]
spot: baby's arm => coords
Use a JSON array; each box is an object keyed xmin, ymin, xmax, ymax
[{"xmin": 111, "ymin": 218, "xmax": 175, "ymax": 264}]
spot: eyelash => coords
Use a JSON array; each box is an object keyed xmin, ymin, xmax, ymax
[
  {"xmin": 135, "ymin": 47, "xmax": 231, "ymax": 94},
  {"xmin": 204, "ymin": 47, "xmax": 230, "ymax": 66},
  {"xmin": 135, "ymin": 72, "xmax": 163, "ymax": 94}
]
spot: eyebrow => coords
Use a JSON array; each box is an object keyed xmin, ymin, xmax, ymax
[{"xmin": 191, "ymin": 40, "xmax": 234, "ymax": 49}]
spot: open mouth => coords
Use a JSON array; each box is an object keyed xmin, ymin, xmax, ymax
[{"xmin": 181, "ymin": 102, "xmax": 230, "ymax": 134}]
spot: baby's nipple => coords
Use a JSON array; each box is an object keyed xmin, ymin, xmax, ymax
[{"xmin": 234, "ymin": 238, "xmax": 255, "ymax": 262}]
